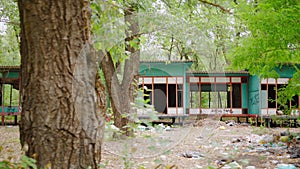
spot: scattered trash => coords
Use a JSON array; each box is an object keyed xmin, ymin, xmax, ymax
[
  {"xmin": 180, "ymin": 151, "xmax": 205, "ymax": 159},
  {"xmin": 272, "ymin": 160, "xmax": 279, "ymax": 165},
  {"xmin": 280, "ymin": 130, "xmax": 290, "ymax": 136},
  {"xmin": 222, "ymin": 130, "xmax": 300, "ymax": 168},
  {"xmin": 165, "ymin": 126, "xmax": 171, "ymax": 131},
  {"xmin": 216, "ymin": 160, "xmax": 241, "ymax": 169},
  {"xmin": 160, "ymin": 155, "xmax": 167, "ymax": 161},
  {"xmin": 280, "ymin": 136, "xmax": 290, "ymax": 143},
  {"xmin": 225, "ymin": 120, "xmax": 236, "ymax": 126},
  {"xmin": 219, "ymin": 126, "xmax": 226, "ymax": 130},
  {"xmin": 277, "ymin": 164, "xmax": 297, "ymax": 169},
  {"xmin": 259, "ymin": 134, "xmax": 274, "ymax": 144},
  {"xmin": 288, "ymin": 147, "xmax": 300, "ymax": 158}
]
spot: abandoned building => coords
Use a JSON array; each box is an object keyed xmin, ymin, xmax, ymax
[
  {"xmin": 138, "ymin": 61, "xmax": 299, "ymax": 117},
  {"xmin": 1, "ymin": 61, "xmax": 299, "ymax": 125}
]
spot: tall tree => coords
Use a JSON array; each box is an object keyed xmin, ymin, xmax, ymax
[
  {"xmin": 18, "ymin": 0, "xmax": 106, "ymax": 168},
  {"xmin": 92, "ymin": 1, "xmax": 141, "ymax": 136},
  {"xmin": 231, "ymin": 0, "xmax": 300, "ymax": 101}
]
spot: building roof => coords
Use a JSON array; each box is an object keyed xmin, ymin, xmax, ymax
[
  {"xmin": 140, "ymin": 60, "xmax": 194, "ymax": 63},
  {"xmin": 0, "ymin": 66, "xmax": 20, "ymax": 71},
  {"xmin": 187, "ymin": 70, "xmax": 249, "ymax": 74}
]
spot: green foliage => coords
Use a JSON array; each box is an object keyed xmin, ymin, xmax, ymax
[
  {"xmin": 231, "ymin": 0, "xmax": 300, "ymax": 102},
  {"xmin": 231, "ymin": 0, "xmax": 300, "ymax": 74},
  {"xmin": 91, "ymin": 0, "xmax": 152, "ymax": 62},
  {"xmin": 277, "ymin": 71, "xmax": 300, "ymax": 110},
  {"xmin": 0, "ymin": 155, "xmax": 37, "ymax": 169},
  {"xmin": 143, "ymin": 0, "xmax": 238, "ymax": 71},
  {"xmin": 2, "ymin": 84, "xmax": 19, "ymax": 106},
  {"xmin": 0, "ymin": 0, "xmax": 20, "ymax": 65}
]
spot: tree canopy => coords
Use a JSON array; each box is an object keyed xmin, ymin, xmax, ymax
[
  {"xmin": 0, "ymin": 0, "xmax": 20, "ymax": 65},
  {"xmin": 231, "ymin": 0, "xmax": 300, "ymax": 76},
  {"xmin": 231, "ymin": 0, "xmax": 300, "ymax": 103}
]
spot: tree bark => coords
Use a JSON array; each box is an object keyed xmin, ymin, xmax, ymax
[{"xmin": 18, "ymin": 0, "xmax": 106, "ymax": 168}]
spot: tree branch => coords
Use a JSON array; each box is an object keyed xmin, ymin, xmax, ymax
[{"xmin": 198, "ymin": 0, "xmax": 232, "ymax": 14}]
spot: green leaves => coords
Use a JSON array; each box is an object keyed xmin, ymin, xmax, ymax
[
  {"xmin": 232, "ymin": 0, "xmax": 300, "ymax": 73},
  {"xmin": 231, "ymin": 0, "xmax": 300, "ymax": 102},
  {"xmin": 0, "ymin": 155, "xmax": 37, "ymax": 169},
  {"xmin": 0, "ymin": 0, "xmax": 20, "ymax": 65}
]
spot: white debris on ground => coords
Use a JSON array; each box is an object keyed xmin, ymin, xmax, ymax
[
  {"xmin": 100, "ymin": 118, "xmax": 300, "ymax": 168},
  {"xmin": 1, "ymin": 119, "xmax": 300, "ymax": 169}
]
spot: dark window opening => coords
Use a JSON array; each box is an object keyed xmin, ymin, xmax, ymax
[
  {"xmin": 291, "ymin": 95, "xmax": 299, "ymax": 109},
  {"xmin": 261, "ymin": 84, "xmax": 267, "ymax": 90},
  {"xmin": 168, "ymin": 84, "xmax": 176, "ymax": 107},
  {"xmin": 143, "ymin": 84, "xmax": 152, "ymax": 105},
  {"xmin": 168, "ymin": 84, "xmax": 183, "ymax": 108},
  {"xmin": 232, "ymin": 84, "xmax": 241, "ymax": 108},
  {"xmin": 241, "ymin": 77, "xmax": 248, "ymax": 83},
  {"xmin": 177, "ymin": 84, "xmax": 183, "ymax": 107},
  {"xmin": 268, "ymin": 84, "xmax": 276, "ymax": 108}
]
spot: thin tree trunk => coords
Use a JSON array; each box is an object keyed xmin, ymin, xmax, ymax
[
  {"xmin": 18, "ymin": 1, "xmax": 105, "ymax": 168},
  {"xmin": 100, "ymin": 4, "xmax": 140, "ymax": 136}
]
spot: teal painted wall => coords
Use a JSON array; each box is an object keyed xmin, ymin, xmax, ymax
[
  {"xmin": 139, "ymin": 62, "xmax": 298, "ymax": 115},
  {"xmin": 275, "ymin": 65, "xmax": 298, "ymax": 78},
  {"xmin": 242, "ymin": 83, "xmax": 248, "ymax": 108},
  {"xmin": 247, "ymin": 65, "xmax": 299, "ymax": 115},
  {"xmin": 0, "ymin": 71, "xmax": 19, "ymax": 78},
  {"xmin": 0, "ymin": 106, "xmax": 19, "ymax": 113},
  {"xmin": 248, "ymin": 75, "xmax": 260, "ymax": 114},
  {"xmin": 139, "ymin": 62, "xmax": 192, "ymax": 77}
]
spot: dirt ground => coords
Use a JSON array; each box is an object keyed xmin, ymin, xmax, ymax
[{"xmin": 1, "ymin": 118, "xmax": 300, "ymax": 169}]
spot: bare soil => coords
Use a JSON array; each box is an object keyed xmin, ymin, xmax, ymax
[{"xmin": 1, "ymin": 118, "xmax": 300, "ymax": 169}]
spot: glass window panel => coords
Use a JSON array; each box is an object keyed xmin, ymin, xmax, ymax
[
  {"xmin": 231, "ymin": 77, "xmax": 241, "ymax": 83},
  {"xmin": 201, "ymin": 77, "xmax": 215, "ymax": 83},
  {"xmin": 277, "ymin": 78, "xmax": 289, "ymax": 84},
  {"xmin": 154, "ymin": 77, "xmax": 166, "ymax": 83},
  {"xmin": 190, "ymin": 91, "xmax": 200, "ymax": 108},
  {"xmin": 268, "ymin": 78, "xmax": 276, "ymax": 84},
  {"xmin": 261, "ymin": 79, "xmax": 267, "ymax": 84},
  {"xmin": 189, "ymin": 77, "xmax": 199, "ymax": 83},
  {"xmin": 177, "ymin": 77, "xmax": 183, "ymax": 83},
  {"xmin": 190, "ymin": 83, "xmax": 199, "ymax": 92},
  {"xmin": 216, "ymin": 77, "xmax": 230, "ymax": 83},
  {"xmin": 201, "ymin": 84, "xmax": 214, "ymax": 92},
  {"xmin": 177, "ymin": 84, "xmax": 183, "ymax": 90},
  {"xmin": 144, "ymin": 77, "xmax": 152, "ymax": 84},
  {"xmin": 168, "ymin": 77, "xmax": 176, "ymax": 84}
]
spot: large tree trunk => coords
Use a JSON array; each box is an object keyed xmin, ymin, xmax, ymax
[
  {"xmin": 101, "ymin": 4, "xmax": 140, "ymax": 136},
  {"xmin": 18, "ymin": 1, "xmax": 106, "ymax": 168}
]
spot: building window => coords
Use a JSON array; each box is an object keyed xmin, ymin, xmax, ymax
[
  {"xmin": 139, "ymin": 76, "xmax": 184, "ymax": 114},
  {"xmin": 190, "ymin": 83, "xmax": 200, "ymax": 108},
  {"xmin": 260, "ymin": 78, "xmax": 299, "ymax": 111},
  {"xmin": 189, "ymin": 76, "xmax": 244, "ymax": 111}
]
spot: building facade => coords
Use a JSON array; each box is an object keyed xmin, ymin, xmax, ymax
[{"xmin": 139, "ymin": 61, "xmax": 300, "ymax": 116}]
